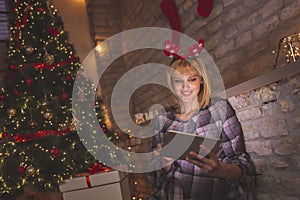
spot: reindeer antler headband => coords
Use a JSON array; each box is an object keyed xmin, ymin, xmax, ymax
[{"xmin": 163, "ymin": 39, "xmax": 204, "ymax": 61}]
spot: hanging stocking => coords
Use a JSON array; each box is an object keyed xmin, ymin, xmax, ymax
[
  {"xmin": 160, "ymin": 0, "xmax": 181, "ymax": 45},
  {"xmin": 197, "ymin": 0, "xmax": 214, "ymax": 17}
]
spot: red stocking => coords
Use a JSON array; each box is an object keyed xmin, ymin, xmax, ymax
[
  {"xmin": 160, "ymin": 0, "xmax": 181, "ymax": 45},
  {"xmin": 197, "ymin": 0, "xmax": 214, "ymax": 17}
]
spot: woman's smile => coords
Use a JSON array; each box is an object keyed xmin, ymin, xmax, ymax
[{"xmin": 172, "ymin": 74, "xmax": 202, "ymax": 103}]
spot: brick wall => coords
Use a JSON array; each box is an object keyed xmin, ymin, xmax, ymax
[
  {"xmin": 228, "ymin": 74, "xmax": 300, "ymax": 199},
  {"xmin": 113, "ymin": 0, "xmax": 300, "ymax": 199},
  {"xmin": 120, "ymin": 0, "xmax": 300, "ymax": 88},
  {"xmin": 70, "ymin": 0, "xmax": 300, "ymax": 198},
  {"xmin": 122, "ymin": 69, "xmax": 300, "ymax": 199},
  {"xmin": 1, "ymin": 0, "xmax": 298, "ymax": 199}
]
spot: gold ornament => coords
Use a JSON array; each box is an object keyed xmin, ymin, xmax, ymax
[
  {"xmin": 25, "ymin": 46, "xmax": 34, "ymax": 55},
  {"xmin": 41, "ymin": 95, "xmax": 48, "ymax": 106},
  {"xmin": 43, "ymin": 112, "xmax": 52, "ymax": 120},
  {"xmin": 69, "ymin": 118, "xmax": 78, "ymax": 131},
  {"xmin": 41, "ymin": 100, "xmax": 48, "ymax": 106},
  {"xmin": 44, "ymin": 53, "xmax": 55, "ymax": 65},
  {"xmin": 28, "ymin": 120, "xmax": 37, "ymax": 129},
  {"xmin": 59, "ymin": 123, "xmax": 68, "ymax": 130},
  {"xmin": 7, "ymin": 107, "xmax": 17, "ymax": 117},
  {"xmin": 69, "ymin": 123, "xmax": 76, "ymax": 131},
  {"xmin": 26, "ymin": 165, "xmax": 36, "ymax": 176},
  {"xmin": 43, "ymin": 111, "xmax": 53, "ymax": 120}
]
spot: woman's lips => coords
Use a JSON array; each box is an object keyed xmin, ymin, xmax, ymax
[{"xmin": 181, "ymin": 91, "xmax": 192, "ymax": 96}]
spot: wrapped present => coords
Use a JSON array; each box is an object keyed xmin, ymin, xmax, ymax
[{"xmin": 59, "ymin": 170, "xmax": 131, "ymax": 200}]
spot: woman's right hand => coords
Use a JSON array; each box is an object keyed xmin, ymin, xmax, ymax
[
  {"xmin": 162, "ymin": 157, "xmax": 173, "ymax": 173},
  {"xmin": 154, "ymin": 143, "xmax": 174, "ymax": 173}
]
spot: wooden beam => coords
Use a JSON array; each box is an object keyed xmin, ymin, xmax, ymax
[{"xmin": 225, "ymin": 62, "xmax": 300, "ymax": 98}]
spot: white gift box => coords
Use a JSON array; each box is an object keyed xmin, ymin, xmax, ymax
[{"xmin": 59, "ymin": 170, "xmax": 131, "ymax": 200}]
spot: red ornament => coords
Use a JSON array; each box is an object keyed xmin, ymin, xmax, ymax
[
  {"xmin": 102, "ymin": 127, "xmax": 108, "ymax": 134},
  {"xmin": 66, "ymin": 75, "xmax": 71, "ymax": 80},
  {"xmin": 76, "ymin": 75, "xmax": 82, "ymax": 80},
  {"xmin": 70, "ymin": 54, "xmax": 76, "ymax": 59},
  {"xmin": 61, "ymin": 92, "xmax": 68, "ymax": 101},
  {"xmin": 48, "ymin": 27, "xmax": 60, "ymax": 36},
  {"xmin": 51, "ymin": 148, "xmax": 61, "ymax": 158},
  {"xmin": 2, "ymin": 132, "xmax": 9, "ymax": 138},
  {"xmin": 0, "ymin": 95, "xmax": 5, "ymax": 100},
  {"xmin": 18, "ymin": 166, "xmax": 26, "ymax": 173},
  {"xmin": 9, "ymin": 65, "xmax": 18, "ymax": 70},
  {"xmin": 14, "ymin": 91, "xmax": 19, "ymax": 96},
  {"xmin": 37, "ymin": 7, "xmax": 45, "ymax": 11},
  {"xmin": 26, "ymin": 78, "xmax": 33, "ymax": 86},
  {"xmin": 103, "ymin": 167, "xmax": 110, "ymax": 172}
]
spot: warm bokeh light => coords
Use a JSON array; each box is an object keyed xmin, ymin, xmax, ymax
[{"xmin": 95, "ymin": 44, "xmax": 102, "ymax": 53}]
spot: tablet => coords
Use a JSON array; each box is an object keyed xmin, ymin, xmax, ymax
[{"xmin": 163, "ymin": 130, "xmax": 222, "ymax": 160}]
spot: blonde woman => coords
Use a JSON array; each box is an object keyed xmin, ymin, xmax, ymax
[{"xmin": 148, "ymin": 58, "xmax": 256, "ymax": 200}]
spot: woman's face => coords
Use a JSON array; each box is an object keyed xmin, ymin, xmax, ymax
[{"xmin": 171, "ymin": 71, "xmax": 202, "ymax": 104}]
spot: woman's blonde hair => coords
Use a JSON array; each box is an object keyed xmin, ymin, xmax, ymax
[{"xmin": 167, "ymin": 58, "xmax": 211, "ymax": 108}]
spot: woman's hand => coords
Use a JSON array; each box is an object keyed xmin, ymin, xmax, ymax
[
  {"xmin": 161, "ymin": 157, "xmax": 174, "ymax": 173},
  {"xmin": 186, "ymin": 145, "xmax": 242, "ymax": 180},
  {"xmin": 186, "ymin": 145, "xmax": 223, "ymax": 177},
  {"xmin": 154, "ymin": 143, "xmax": 174, "ymax": 173}
]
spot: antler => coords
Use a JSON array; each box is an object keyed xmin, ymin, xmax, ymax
[
  {"xmin": 163, "ymin": 39, "xmax": 204, "ymax": 60},
  {"xmin": 187, "ymin": 39, "xmax": 204, "ymax": 58}
]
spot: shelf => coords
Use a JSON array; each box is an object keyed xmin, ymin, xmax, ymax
[{"xmin": 225, "ymin": 62, "xmax": 300, "ymax": 98}]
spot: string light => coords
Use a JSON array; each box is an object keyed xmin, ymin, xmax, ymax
[
  {"xmin": 273, "ymin": 33, "xmax": 300, "ymax": 68},
  {"xmin": 95, "ymin": 44, "xmax": 102, "ymax": 53},
  {"xmin": 1, "ymin": 0, "xmax": 117, "ymax": 196},
  {"xmin": 282, "ymin": 33, "xmax": 300, "ymax": 63}
]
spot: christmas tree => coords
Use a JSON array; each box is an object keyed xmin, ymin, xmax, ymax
[{"xmin": 0, "ymin": 0, "xmax": 113, "ymax": 197}]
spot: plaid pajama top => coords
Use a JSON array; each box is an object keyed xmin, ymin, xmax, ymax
[{"xmin": 148, "ymin": 99, "xmax": 256, "ymax": 200}]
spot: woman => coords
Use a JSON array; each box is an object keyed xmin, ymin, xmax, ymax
[{"xmin": 148, "ymin": 58, "xmax": 256, "ymax": 200}]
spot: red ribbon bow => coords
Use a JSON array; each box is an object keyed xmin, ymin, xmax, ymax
[
  {"xmin": 88, "ymin": 163, "xmax": 103, "ymax": 174},
  {"xmin": 88, "ymin": 163, "xmax": 111, "ymax": 174}
]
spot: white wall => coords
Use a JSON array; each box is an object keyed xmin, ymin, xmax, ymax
[
  {"xmin": 53, "ymin": 0, "xmax": 99, "ymax": 84},
  {"xmin": 53, "ymin": 0, "xmax": 93, "ymax": 61}
]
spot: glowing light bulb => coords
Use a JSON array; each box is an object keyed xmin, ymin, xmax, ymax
[{"xmin": 95, "ymin": 44, "xmax": 102, "ymax": 52}]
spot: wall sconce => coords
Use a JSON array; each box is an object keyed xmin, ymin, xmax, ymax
[
  {"xmin": 282, "ymin": 33, "xmax": 300, "ymax": 63},
  {"xmin": 273, "ymin": 33, "xmax": 300, "ymax": 69}
]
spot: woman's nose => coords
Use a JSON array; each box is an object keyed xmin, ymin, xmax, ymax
[{"xmin": 182, "ymin": 80, "xmax": 190, "ymax": 89}]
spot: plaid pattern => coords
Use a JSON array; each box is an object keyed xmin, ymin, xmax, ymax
[{"xmin": 148, "ymin": 99, "xmax": 256, "ymax": 200}]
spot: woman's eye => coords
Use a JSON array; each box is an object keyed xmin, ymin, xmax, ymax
[
  {"xmin": 189, "ymin": 78, "xmax": 197, "ymax": 82},
  {"xmin": 173, "ymin": 79, "xmax": 183, "ymax": 83}
]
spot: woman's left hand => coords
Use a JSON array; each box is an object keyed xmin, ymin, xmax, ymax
[
  {"xmin": 186, "ymin": 145, "xmax": 224, "ymax": 178},
  {"xmin": 187, "ymin": 144, "xmax": 243, "ymax": 180}
]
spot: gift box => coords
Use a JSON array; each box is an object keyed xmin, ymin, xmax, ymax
[{"xmin": 59, "ymin": 170, "xmax": 131, "ymax": 200}]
